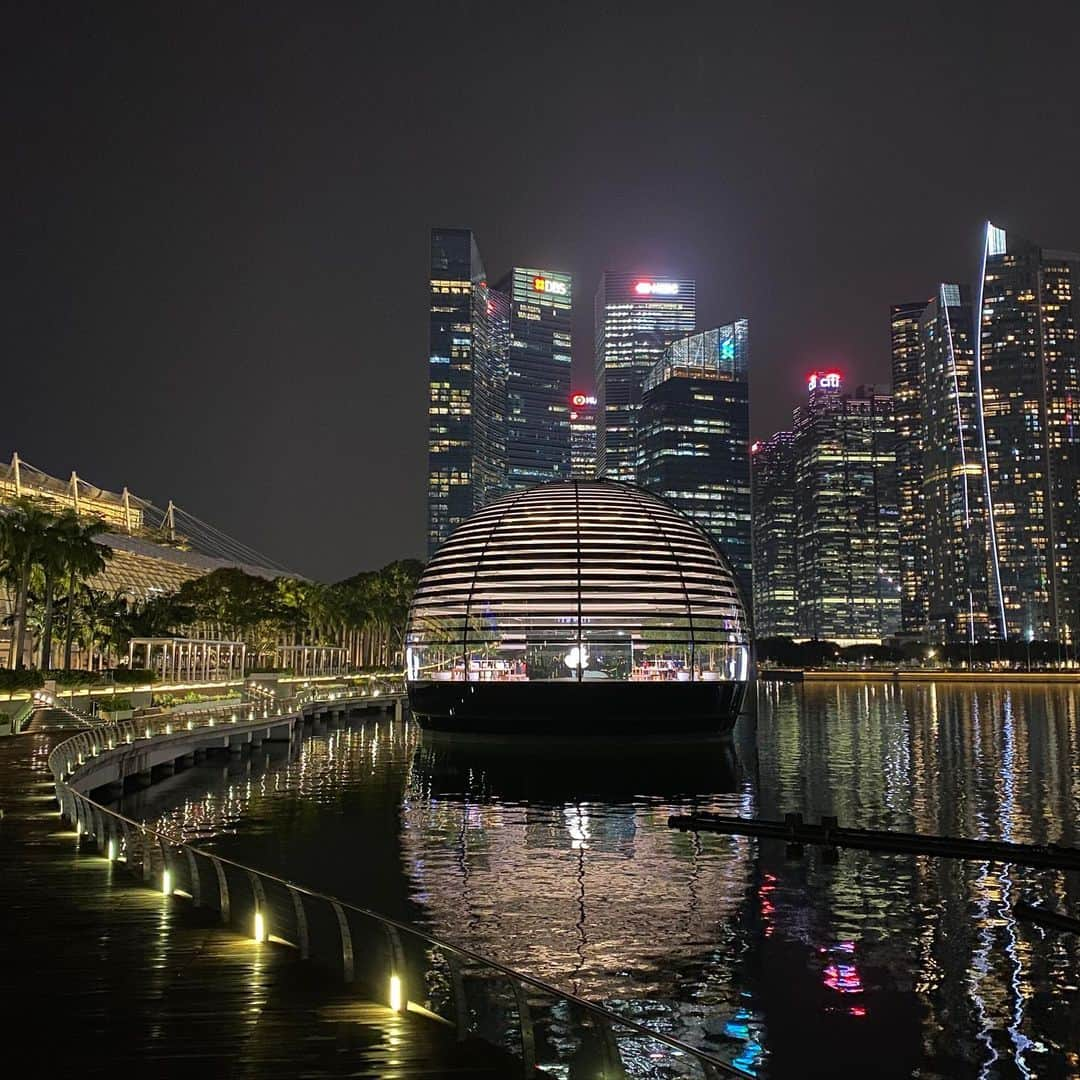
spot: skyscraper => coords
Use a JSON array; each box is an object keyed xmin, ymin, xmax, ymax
[
  {"xmin": 750, "ymin": 430, "xmax": 797, "ymax": 637},
  {"xmin": 793, "ymin": 373, "xmax": 900, "ymax": 643},
  {"xmin": 494, "ymin": 268, "xmax": 572, "ymax": 490},
  {"xmin": 636, "ymin": 322, "xmax": 751, "ymax": 601},
  {"xmin": 918, "ymin": 284, "xmax": 992, "ymax": 641},
  {"xmin": 427, "ymin": 228, "xmax": 508, "ymax": 555},
  {"xmin": 594, "ymin": 273, "xmax": 696, "ymax": 481},
  {"xmin": 890, "ymin": 300, "xmax": 928, "ymax": 635},
  {"xmin": 976, "ymin": 222, "xmax": 1080, "ymax": 643},
  {"xmin": 569, "ymin": 392, "xmax": 598, "ymax": 478}
]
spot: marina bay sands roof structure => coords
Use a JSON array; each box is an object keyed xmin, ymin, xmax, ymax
[{"xmin": 0, "ymin": 452, "xmax": 296, "ymax": 596}]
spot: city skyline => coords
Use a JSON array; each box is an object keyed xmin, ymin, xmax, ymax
[{"xmin": 8, "ymin": 5, "xmax": 1078, "ymax": 578}]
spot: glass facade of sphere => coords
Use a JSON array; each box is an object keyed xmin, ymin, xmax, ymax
[{"xmin": 406, "ymin": 480, "xmax": 749, "ymax": 686}]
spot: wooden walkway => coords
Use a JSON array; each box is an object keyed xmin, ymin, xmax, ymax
[{"xmin": 0, "ymin": 733, "xmax": 518, "ymax": 1079}]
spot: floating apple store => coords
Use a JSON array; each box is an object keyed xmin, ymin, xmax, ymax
[{"xmin": 405, "ymin": 480, "xmax": 750, "ymax": 734}]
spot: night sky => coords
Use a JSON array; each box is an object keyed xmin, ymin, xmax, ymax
[{"xmin": 7, "ymin": 2, "xmax": 1080, "ymax": 580}]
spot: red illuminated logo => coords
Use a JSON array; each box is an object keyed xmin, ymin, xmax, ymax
[
  {"xmin": 634, "ymin": 280, "xmax": 679, "ymax": 296},
  {"xmin": 571, "ymin": 393, "xmax": 597, "ymax": 407},
  {"xmin": 808, "ymin": 370, "xmax": 841, "ymax": 392}
]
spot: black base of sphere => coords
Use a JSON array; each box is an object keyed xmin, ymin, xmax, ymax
[
  {"xmin": 418, "ymin": 730, "xmax": 742, "ymax": 800},
  {"xmin": 407, "ymin": 679, "xmax": 748, "ymax": 735}
]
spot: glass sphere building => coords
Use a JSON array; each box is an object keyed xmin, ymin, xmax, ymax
[{"xmin": 406, "ymin": 480, "xmax": 751, "ymax": 734}]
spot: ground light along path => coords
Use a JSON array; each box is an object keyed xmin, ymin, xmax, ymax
[
  {"xmin": 0, "ymin": 731, "xmax": 521, "ymax": 1078},
  {"xmin": 21, "ymin": 695, "xmax": 747, "ymax": 1078}
]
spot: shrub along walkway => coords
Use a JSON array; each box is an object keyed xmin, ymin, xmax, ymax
[{"xmin": 0, "ymin": 732, "xmax": 518, "ymax": 1078}]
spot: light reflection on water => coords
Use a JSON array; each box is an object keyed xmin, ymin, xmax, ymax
[{"xmin": 123, "ymin": 681, "xmax": 1080, "ymax": 1078}]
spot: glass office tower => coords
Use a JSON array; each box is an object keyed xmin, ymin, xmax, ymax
[
  {"xmin": 750, "ymin": 430, "xmax": 798, "ymax": 637},
  {"xmin": 919, "ymin": 284, "xmax": 992, "ymax": 641},
  {"xmin": 569, "ymin": 392, "xmax": 598, "ymax": 478},
  {"xmin": 976, "ymin": 222, "xmax": 1080, "ymax": 643},
  {"xmin": 427, "ymin": 228, "xmax": 509, "ymax": 555},
  {"xmin": 793, "ymin": 374, "xmax": 900, "ymax": 643},
  {"xmin": 636, "ymin": 322, "xmax": 751, "ymax": 602},
  {"xmin": 594, "ymin": 273, "xmax": 696, "ymax": 481},
  {"xmin": 890, "ymin": 300, "xmax": 928, "ymax": 635},
  {"xmin": 495, "ymin": 268, "xmax": 572, "ymax": 490}
]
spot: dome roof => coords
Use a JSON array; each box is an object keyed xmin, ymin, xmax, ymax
[{"xmin": 407, "ymin": 481, "xmax": 749, "ymax": 685}]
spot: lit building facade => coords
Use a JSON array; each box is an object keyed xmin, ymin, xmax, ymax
[
  {"xmin": 427, "ymin": 228, "xmax": 509, "ymax": 554},
  {"xmin": 495, "ymin": 268, "xmax": 572, "ymax": 490},
  {"xmin": 594, "ymin": 273, "xmax": 696, "ymax": 481},
  {"xmin": 569, "ymin": 393, "xmax": 598, "ymax": 478},
  {"xmin": 750, "ymin": 431, "xmax": 797, "ymax": 637},
  {"xmin": 793, "ymin": 374, "xmax": 900, "ymax": 643},
  {"xmin": 636, "ymin": 322, "xmax": 751, "ymax": 602},
  {"xmin": 976, "ymin": 222, "xmax": 1080, "ymax": 643},
  {"xmin": 918, "ymin": 284, "xmax": 992, "ymax": 641},
  {"xmin": 890, "ymin": 301, "xmax": 928, "ymax": 635}
]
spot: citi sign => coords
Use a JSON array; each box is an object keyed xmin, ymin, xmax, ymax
[
  {"xmin": 634, "ymin": 280, "xmax": 680, "ymax": 296},
  {"xmin": 807, "ymin": 371, "xmax": 842, "ymax": 392},
  {"xmin": 533, "ymin": 276, "xmax": 568, "ymax": 296}
]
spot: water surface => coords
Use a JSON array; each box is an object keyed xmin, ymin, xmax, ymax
[{"xmin": 124, "ymin": 681, "xmax": 1080, "ymax": 1077}]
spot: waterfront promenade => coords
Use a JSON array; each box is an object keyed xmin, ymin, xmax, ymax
[
  {"xmin": 0, "ymin": 730, "xmax": 517, "ymax": 1078},
  {"xmin": 761, "ymin": 667, "xmax": 1080, "ymax": 683}
]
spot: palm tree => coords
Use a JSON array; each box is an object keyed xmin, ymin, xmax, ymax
[
  {"xmin": 37, "ymin": 509, "xmax": 102, "ymax": 669},
  {"xmin": 60, "ymin": 518, "xmax": 110, "ymax": 670},
  {"xmin": 74, "ymin": 585, "xmax": 113, "ymax": 672},
  {"xmin": 0, "ymin": 499, "xmax": 55, "ymax": 668}
]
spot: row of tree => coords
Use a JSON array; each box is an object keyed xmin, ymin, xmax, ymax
[
  {"xmin": 0, "ymin": 499, "xmax": 110, "ymax": 669},
  {"xmin": 756, "ymin": 636, "xmax": 1077, "ymax": 668},
  {"xmin": 134, "ymin": 562, "xmax": 423, "ymax": 670},
  {"xmin": 1, "ymin": 498, "xmax": 423, "ymax": 673}
]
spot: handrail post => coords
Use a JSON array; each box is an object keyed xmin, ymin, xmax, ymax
[
  {"xmin": 288, "ymin": 887, "xmax": 310, "ymax": 960},
  {"xmin": 247, "ymin": 871, "xmax": 267, "ymax": 938},
  {"xmin": 140, "ymin": 829, "xmax": 153, "ymax": 882},
  {"xmin": 383, "ymin": 922, "xmax": 407, "ymax": 1008},
  {"xmin": 330, "ymin": 900, "xmax": 354, "ymax": 983},
  {"xmin": 184, "ymin": 847, "xmax": 202, "ymax": 905},
  {"xmin": 586, "ymin": 1007, "xmax": 627, "ymax": 1080},
  {"xmin": 445, "ymin": 952, "xmax": 470, "ymax": 1040},
  {"xmin": 210, "ymin": 856, "xmax": 230, "ymax": 922},
  {"xmin": 509, "ymin": 978, "xmax": 537, "ymax": 1071}
]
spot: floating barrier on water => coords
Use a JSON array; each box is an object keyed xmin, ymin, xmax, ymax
[
  {"xmin": 668, "ymin": 811, "xmax": 1080, "ymax": 872},
  {"xmin": 1014, "ymin": 900, "xmax": 1080, "ymax": 934}
]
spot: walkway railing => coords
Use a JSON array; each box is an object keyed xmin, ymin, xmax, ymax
[{"xmin": 47, "ymin": 696, "xmax": 748, "ymax": 1080}]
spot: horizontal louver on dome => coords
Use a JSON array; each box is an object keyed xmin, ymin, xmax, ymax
[{"xmin": 406, "ymin": 480, "xmax": 749, "ymax": 684}]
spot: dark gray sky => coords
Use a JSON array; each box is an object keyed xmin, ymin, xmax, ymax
[{"xmin": 7, "ymin": 1, "xmax": 1080, "ymax": 580}]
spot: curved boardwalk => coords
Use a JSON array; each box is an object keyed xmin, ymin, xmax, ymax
[{"xmin": 0, "ymin": 732, "xmax": 517, "ymax": 1078}]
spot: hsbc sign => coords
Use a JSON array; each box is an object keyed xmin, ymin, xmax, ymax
[{"xmin": 634, "ymin": 281, "xmax": 679, "ymax": 296}]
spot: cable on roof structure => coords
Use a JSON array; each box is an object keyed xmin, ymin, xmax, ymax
[{"xmin": 1, "ymin": 452, "xmax": 295, "ymax": 578}]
